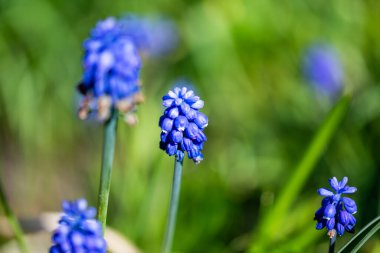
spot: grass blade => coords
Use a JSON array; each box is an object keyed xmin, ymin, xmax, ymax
[{"xmin": 338, "ymin": 216, "xmax": 380, "ymax": 253}]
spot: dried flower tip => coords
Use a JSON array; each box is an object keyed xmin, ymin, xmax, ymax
[
  {"xmin": 327, "ymin": 229, "xmax": 336, "ymax": 238},
  {"xmin": 98, "ymin": 96, "xmax": 112, "ymax": 121},
  {"xmin": 124, "ymin": 113, "xmax": 138, "ymax": 126},
  {"xmin": 117, "ymin": 99, "xmax": 134, "ymax": 113},
  {"xmin": 133, "ymin": 92, "xmax": 145, "ymax": 104}
]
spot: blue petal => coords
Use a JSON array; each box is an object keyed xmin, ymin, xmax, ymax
[
  {"xmin": 339, "ymin": 177, "xmax": 348, "ymax": 189},
  {"xmin": 166, "ymin": 143, "xmax": 177, "ymax": 156},
  {"xmin": 338, "ymin": 210, "xmax": 349, "ymax": 225},
  {"xmin": 180, "ymin": 102, "xmax": 190, "ymax": 115},
  {"xmin": 160, "ymin": 118, "xmax": 173, "ymax": 133},
  {"xmin": 340, "ymin": 186, "xmax": 357, "ymax": 194},
  {"xmin": 170, "ymin": 130, "xmax": 183, "ymax": 143},
  {"xmin": 186, "ymin": 95, "xmax": 199, "ymax": 104},
  {"xmin": 173, "ymin": 87, "xmax": 181, "ymax": 95},
  {"xmin": 174, "ymin": 98, "xmax": 183, "ymax": 106},
  {"xmin": 347, "ymin": 213, "xmax": 356, "ymax": 225},
  {"xmin": 195, "ymin": 130, "xmax": 207, "ymax": 142},
  {"xmin": 181, "ymin": 138, "xmax": 192, "ymax": 151},
  {"xmin": 323, "ymin": 204, "xmax": 336, "ymax": 219},
  {"xmin": 341, "ymin": 197, "xmax": 355, "ymax": 206},
  {"xmin": 326, "ymin": 217, "xmax": 335, "ymax": 230},
  {"xmin": 180, "ymin": 87, "xmax": 187, "ymax": 96},
  {"xmin": 185, "ymin": 108, "xmax": 197, "ymax": 120},
  {"xmin": 344, "ymin": 202, "xmax": 357, "ymax": 214},
  {"xmin": 194, "ymin": 112, "xmax": 208, "ymax": 129},
  {"xmin": 161, "ymin": 132, "xmax": 168, "ymax": 142},
  {"xmin": 167, "ymin": 90, "xmax": 177, "ymax": 98},
  {"xmin": 167, "ymin": 107, "xmax": 179, "ymax": 119},
  {"xmin": 174, "ymin": 116, "xmax": 189, "ymax": 131},
  {"xmin": 191, "ymin": 99, "xmax": 204, "ymax": 109},
  {"xmin": 329, "ymin": 177, "xmax": 339, "ymax": 192},
  {"xmin": 176, "ymin": 150, "xmax": 184, "ymax": 162},
  {"xmin": 316, "ymin": 219, "xmax": 326, "ymax": 230},
  {"xmin": 163, "ymin": 98, "xmax": 174, "ymax": 107},
  {"xmin": 49, "ymin": 245, "xmax": 61, "ymax": 253},
  {"xmin": 193, "ymin": 153, "xmax": 204, "ymax": 164},
  {"xmin": 185, "ymin": 123, "xmax": 199, "ymax": 139},
  {"xmin": 318, "ymin": 188, "xmax": 334, "ymax": 197},
  {"xmin": 183, "ymin": 90, "xmax": 194, "ymax": 99},
  {"xmin": 321, "ymin": 197, "xmax": 331, "ymax": 206},
  {"xmin": 314, "ymin": 207, "xmax": 324, "ymax": 220},
  {"xmin": 336, "ymin": 223, "xmax": 345, "ymax": 236}
]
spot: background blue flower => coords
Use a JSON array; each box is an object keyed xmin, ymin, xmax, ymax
[
  {"xmin": 303, "ymin": 44, "xmax": 344, "ymax": 98},
  {"xmin": 78, "ymin": 17, "xmax": 144, "ymax": 123},
  {"xmin": 50, "ymin": 199, "xmax": 107, "ymax": 253},
  {"xmin": 119, "ymin": 15, "xmax": 179, "ymax": 58},
  {"xmin": 159, "ymin": 86, "xmax": 208, "ymax": 164}
]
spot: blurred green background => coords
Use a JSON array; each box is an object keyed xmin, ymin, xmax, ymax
[{"xmin": 1, "ymin": 0, "xmax": 380, "ymax": 252}]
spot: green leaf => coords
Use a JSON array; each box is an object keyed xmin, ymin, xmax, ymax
[{"xmin": 338, "ymin": 216, "xmax": 380, "ymax": 253}]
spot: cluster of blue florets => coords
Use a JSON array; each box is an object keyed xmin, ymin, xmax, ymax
[
  {"xmin": 314, "ymin": 177, "xmax": 357, "ymax": 237},
  {"xmin": 303, "ymin": 44, "xmax": 343, "ymax": 98},
  {"xmin": 78, "ymin": 17, "xmax": 144, "ymax": 123},
  {"xmin": 159, "ymin": 87, "xmax": 208, "ymax": 164},
  {"xmin": 49, "ymin": 199, "xmax": 106, "ymax": 253}
]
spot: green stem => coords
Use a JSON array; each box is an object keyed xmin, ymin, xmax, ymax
[
  {"xmin": 0, "ymin": 179, "xmax": 28, "ymax": 253},
  {"xmin": 97, "ymin": 109, "xmax": 118, "ymax": 232},
  {"xmin": 329, "ymin": 233, "xmax": 336, "ymax": 253},
  {"xmin": 162, "ymin": 158, "xmax": 183, "ymax": 253}
]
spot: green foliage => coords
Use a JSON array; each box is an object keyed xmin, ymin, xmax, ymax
[{"xmin": 0, "ymin": 0, "xmax": 380, "ymax": 252}]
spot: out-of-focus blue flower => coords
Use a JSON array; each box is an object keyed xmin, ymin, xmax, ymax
[
  {"xmin": 49, "ymin": 199, "xmax": 106, "ymax": 253},
  {"xmin": 78, "ymin": 17, "xmax": 144, "ymax": 124},
  {"xmin": 159, "ymin": 86, "xmax": 208, "ymax": 164},
  {"xmin": 119, "ymin": 15, "xmax": 179, "ymax": 57},
  {"xmin": 314, "ymin": 177, "xmax": 357, "ymax": 237},
  {"xmin": 303, "ymin": 44, "xmax": 343, "ymax": 98}
]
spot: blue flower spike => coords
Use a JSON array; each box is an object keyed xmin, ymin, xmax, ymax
[
  {"xmin": 314, "ymin": 177, "xmax": 357, "ymax": 238},
  {"xmin": 78, "ymin": 17, "xmax": 144, "ymax": 125},
  {"xmin": 50, "ymin": 199, "xmax": 107, "ymax": 253},
  {"xmin": 159, "ymin": 86, "xmax": 208, "ymax": 164}
]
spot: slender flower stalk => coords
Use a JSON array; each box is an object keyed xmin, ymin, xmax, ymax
[
  {"xmin": 329, "ymin": 231, "xmax": 336, "ymax": 253},
  {"xmin": 0, "ymin": 180, "xmax": 28, "ymax": 253},
  {"xmin": 162, "ymin": 159, "xmax": 183, "ymax": 253},
  {"xmin": 97, "ymin": 109, "xmax": 118, "ymax": 231},
  {"xmin": 159, "ymin": 86, "xmax": 208, "ymax": 253}
]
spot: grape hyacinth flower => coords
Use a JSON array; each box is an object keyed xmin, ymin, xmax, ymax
[
  {"xmin": 159, "ymin": 86, "xmax": 208, "ymax": 253},
  {"xmin": 78, "ymin": 17, "xmax": 144, "ymax": 125},
  {"xmin": 50, "ymin": 199, "xmax": 107, "ymax": 253},
  {"xmin": 314, "ymin": 177, "xmax": 357, "ymax": 238},
  {"xmin": 159, "ymin": 86, "xmax": 208, "ymax": 164},
  {"xmin": 303, "ymin": 44, "xmax": 344, "ymax": 98}
]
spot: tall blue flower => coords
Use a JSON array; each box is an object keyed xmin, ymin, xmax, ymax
[
  {"xmin": 303, "ymin": 44, "xmax": 343, "ymax": 98},
  {"xmin": 314, "ymin": 177, "xmax": 357, "ymax": 237},
  {"xmin": 159, "ymin": 86, "xmax": 208, "ymax": 164},
  {"xmin": 50, "ymin": 199, "xmax": 107, "ymax": 253},
  {"xmin": 78, "ymin": 17, "xmax": 144, "ymax": 124}
]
